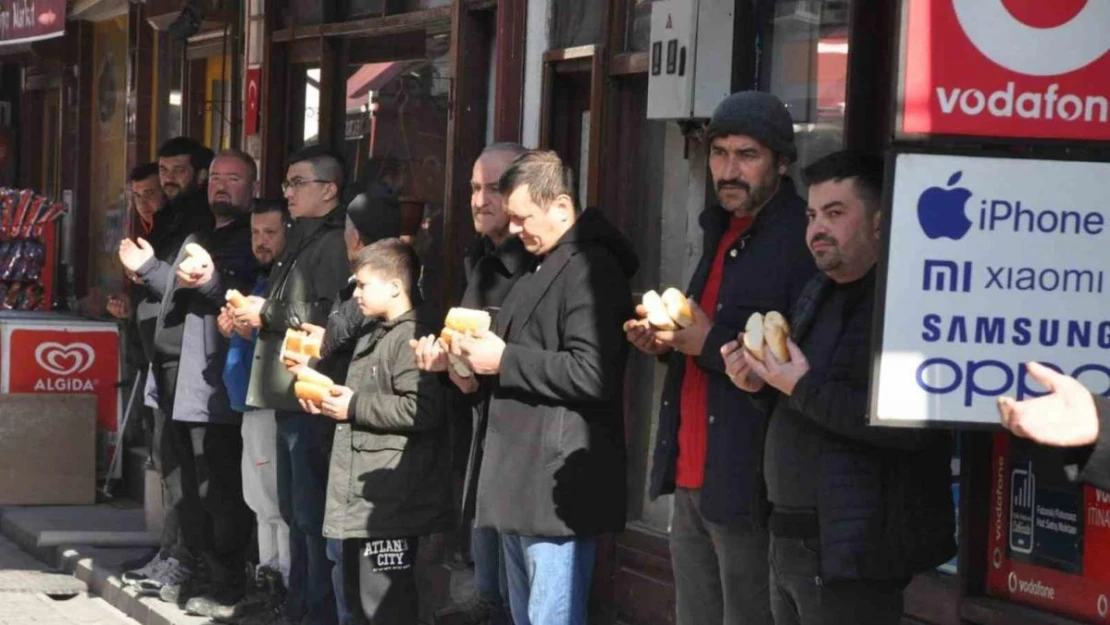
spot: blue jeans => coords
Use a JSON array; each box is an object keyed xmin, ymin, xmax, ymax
[
  {"xmin": 276, "ymin": 412, "xmax": 337, "ymax": 625},
  {"xmin": 327, "ymin": 538, "xmax": 360, "ymax": 625},
  {"xmin": 472, "ymin": 526, "xmax": 509, "ymax": 624},
  {"xmin": 500, "ymin": 534, "xmax": 596, "ymax": 625}
]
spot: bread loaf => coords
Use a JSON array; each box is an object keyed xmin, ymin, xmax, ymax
[
  {"xmin": 661, "ymin": 288, "xmax": 695, "ymax": 329},
  {"xmin": 440, "ymin": 308, "xmax": 492, "ymax": 378},
  {"xmin": 225, "ymin": 289, "xmax": 247, "ymax": 308},
  {"xmin": 641, "ymin": 290, "xmax": 677, "ymax": 331},
  {"xmin": 742, "ymin": 311, "xmax": 792, "ymax": 363}
]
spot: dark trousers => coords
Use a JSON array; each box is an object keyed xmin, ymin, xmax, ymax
[
  {"xmin": 670, "ymin": 488, "xmax": 772, "ymax": 625},
  {"xmin": 276, "ymin": 412, "xmax": 337, "ymax": 625},
  {"xmin": 150, "ymin": 405, "xmax": 182, "ymax": 559},
  {"xmin": 769, "ymin": 534, "xmax": 908, "ymax": 625},
  {"xmin": 155, "ymin": 367, "xmax": 253, "ymax": 581},
  {"xmin": 342, "ymin": 537, "xmax": 419, "ymax": 624}
]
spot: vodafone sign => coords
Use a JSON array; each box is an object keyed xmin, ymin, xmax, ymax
[{"xmin": 900, "ymin": 0, "xmax": 1110, "ymax": 141}]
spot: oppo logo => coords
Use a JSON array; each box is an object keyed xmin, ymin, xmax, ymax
[
  {"xmin": 953, "ymin": 0, "xmax": 1110, "ymax": 77},
  {"xmin": 34, "ymin": 342, "xmax": 96, "ymax": 376}
]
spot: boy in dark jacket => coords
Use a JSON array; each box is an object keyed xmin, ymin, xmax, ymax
[{"xmin": 304, "ymin": 239, "xmax": 452, "ymax": 623}]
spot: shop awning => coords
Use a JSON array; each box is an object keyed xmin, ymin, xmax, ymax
[{"xmin": 0, "ymin": 0, "xmax": 65, "ymax": 47}]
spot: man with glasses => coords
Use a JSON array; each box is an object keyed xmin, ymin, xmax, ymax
[{"xmin": 233, "ymin": 145, "xmax": 351, "ymax": 625}]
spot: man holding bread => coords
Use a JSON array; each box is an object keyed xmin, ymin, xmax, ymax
[
  {"xmin": 235, "ymin": 145, "xmax": 352, "ymax": 625},
  {"xmin": 722, "ymin": 151, "xmax": 954, "ymax": 624},
  {"xmin": 412, "ymin": 141, "xmax": 531, "ymax": 625},
  {"xmin": 625, "ymin": 91, "xmax": 816, "ymax": 625},
  {"xmin": 119, "ymin": 149, "xmax": 260, "ymax": 607},
  {"xmin": 446, "ymin": 150, "xmax": 636, "ymax": 624}
]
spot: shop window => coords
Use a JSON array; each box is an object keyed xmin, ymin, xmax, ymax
[
  {"xmin": 403, "ymin": 0, "xmax": 451, "ymax": 9},
  {"xmin": 288, "ymin": 65, "xmax": 322, "ymax": 153},
  {"xmin": 551, "ymin": 0, "xmax": 604, "ymax": 49},
  {"xmin": 625, "ymin": 0, "xmax": 653, "ymax": 52},
  {"xmin": 759, "ymin": 0, "xmax": 851, "ymax": 180}
]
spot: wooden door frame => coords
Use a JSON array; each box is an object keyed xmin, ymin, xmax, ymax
[{"xmin": 537, "ymin": 44, "xmax": 606, "ymax": 210}]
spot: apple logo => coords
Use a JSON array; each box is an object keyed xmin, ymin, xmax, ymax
[{"xmin": 918, "ymin": 171, "xmax": 973, "ymax": 241}]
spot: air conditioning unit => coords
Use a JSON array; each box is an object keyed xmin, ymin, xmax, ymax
[{"xmin": 646, "ymin": 0, "xmax": 737, "ymax": 120}]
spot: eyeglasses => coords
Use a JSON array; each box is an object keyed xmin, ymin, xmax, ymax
[{"xmin": 281, "ymin": 178, "xmax": 332, "ymax": 193}]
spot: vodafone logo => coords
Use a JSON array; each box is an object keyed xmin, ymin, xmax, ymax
[
  {"xmin": 34, "ymin": 342, "xmax": 96, "ymax": 376},
  {"xmin": 954, "ymin": 0, "xmax": 1110, "ymax": 77}
]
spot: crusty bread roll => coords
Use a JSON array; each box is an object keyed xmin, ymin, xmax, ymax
[
  {"xmin": 225, "ymin": 289, "xmax": 247, "ymax": 308},
  {"xmin": 743, "ymin": 312, "xmax": 765, "ymax": 360},
  {"xmin": 641, "ymin": 290, "xmax": 677, "ymax": 331},
  {"xmin": 440, "ymin": 308, "xmax": 492, "ymax": 378},
  {"xmin": 282, "ymin": 329, "xmax": 323, "ymax": 361},
  {"xmin": 179, "ymin": 243, "xmax": 212, "ymax": 275},
  {"xmin": 294, "ymin": 381, "xmax": 330, "ymax": 404},
  {"xmin": 184, "ymin": 242, "xmax": 208, "ymax": 259},
  {"xmin": 763, "ymin": 311, "xmax": 790, "ymax": 362},
  {"xmin": 296, "ymin": 368, "xmax": 335, "ymax": 388},
  {"xmin": 742, "ymin": 311, "xmax": 792, "ymax": 362},
  {"xmin": 443, "ymin": 308, "xmax": 491, "ymax": 334},
  {"xmin": 661, "ymin": 288, "xmax": 695, "ymax": 328}
]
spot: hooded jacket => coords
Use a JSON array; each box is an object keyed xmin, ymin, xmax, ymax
[
  {"xmin": 246, "ymin": 206, "xmax": 350, "ymax": 412},
  {"xmin": 475, "ymin": 208, "xmax": 639, "ymax": 537}
]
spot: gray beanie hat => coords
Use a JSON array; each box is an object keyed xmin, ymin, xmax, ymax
[{"xmin": 706, "ymin": 91, "xmax": 797, "ymax": 163}]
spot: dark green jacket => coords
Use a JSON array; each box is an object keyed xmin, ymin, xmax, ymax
[
  {"xmin": 322, "ymin": 308, "xmax": 454, "ymax": 539},
  {"xmin": 246, "ymin": 207, "xmax": 349, "ymax": 412}
]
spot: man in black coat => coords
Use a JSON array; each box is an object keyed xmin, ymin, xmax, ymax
[
  {"xmin": 448, "ymin": 150, "xmax": 636, "ymax": 624},
  {"xmin": 723, "ymin": 151, "xmax": 955, "ymax": 624},
  {"xmin": 625, "ymin": 91, "xmax": 815, "ymax": 625},
  {"xmin": 234, "ymin": 146, "xmax": 351, "ymax": 625},
  {"xmin": 412, "ymin": 142, "xmax": 531, "ymax": 625}
]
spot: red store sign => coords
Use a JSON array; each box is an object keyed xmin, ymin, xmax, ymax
[
  {"xmin": 899, "ymin": 0, "xmax": 1110, "ymax": 141},
  {"xmin": 0, "ymin": 0, "xmax": 66, "ymax": 47}
]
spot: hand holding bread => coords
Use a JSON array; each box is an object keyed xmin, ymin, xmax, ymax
[
  {"xmin": 441, "ymin": 307, "xmax": 492, "ymax": 378},
  {"xmin": 282, "ymin": 328, "xmax": 323, "ymax": 364},
  {"xmin": 739, "ymin": 311, "xmax": 810, "ymax": 396},
  {"xmin": 293, "ymin": 368, "xmax": 338, "ymax": 406},
  {"xmin": 742, "ymin": 311, "xmax": 791, "ymax": 363},
  {"xmin": 178, "ymin": 242, "xmax": 212, "ymax": 276}
]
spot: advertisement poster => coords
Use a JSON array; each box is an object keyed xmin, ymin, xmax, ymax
[
  {"xmin": 870, "ymin": 153, "xmax": 1110, "ymax": 426},
  {"xmin": 987, "ymin": 433, "xmax": 1110, "ymax": 622},
  {"xmin": 899, "ymin": 0, "xmax": 1110, "ymax": 141},
  {"xmin": 1, "ymin": 324, "xmax": 121, "ymax": 477}
]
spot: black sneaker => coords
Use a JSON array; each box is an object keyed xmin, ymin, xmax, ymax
[
  {"xmin": 120, "ymin": 551, "xmax": 168, "ymax": 587},
  {"xmin": 136, "ymin": 557, "xmax": 193, "ymax": 596}
]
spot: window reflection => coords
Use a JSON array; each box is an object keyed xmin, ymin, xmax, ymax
[
  {"xmin": 625, "ymin": 0, "xmax": 652, "ymax": 52},
  {"xmin": 551, "ymin": 0, "xmax": 604, "ymax": 49},
  {"xmin": 761, "ymin": 0, "xmax": 850, "ymax": 180}
]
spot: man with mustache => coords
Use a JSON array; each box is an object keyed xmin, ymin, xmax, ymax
[
  {"xmin": 721, "ymin": 151, "xmax": 954, "ymax": 624},
  {"xmin": 624, "ymin": 91, "xmax": 816, "ymax": 625},
  {"xmin": 119, "ymin": 149, "xmax": 259, "ymax": 608},
  {"xmin": 118, "ymin": 138, "xmax": 214, "ymax": 591}
]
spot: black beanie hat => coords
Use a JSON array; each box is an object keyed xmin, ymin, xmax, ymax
[
  {"xmin": 347, "ymin": 182, "xmax": 402, "ymax": 243},
  {"xmin": 706, "ymin": 91, "xmax": 797, "ymax": 163}
]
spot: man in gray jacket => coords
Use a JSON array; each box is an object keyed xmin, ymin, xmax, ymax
[
  {"xmin": 120, "ymin": 149, "xmax": 260, "ymax": 607},
  {"xmin": 233, "ymin": 146, "xmax": 351, "ymax": 625}
]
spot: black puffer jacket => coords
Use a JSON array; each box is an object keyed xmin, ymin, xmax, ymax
[
  {"xmin": 763, "ymin": 270, "xmax": 956, "ymax": 582},
  {"xmin": 246, "ymin": 207, "xmax": 350, "ymax": 412}
]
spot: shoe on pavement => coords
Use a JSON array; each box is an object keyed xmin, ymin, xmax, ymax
[
  {"xmin": 120, "ymin": 551, "xmax": 168, "ymax": 587},
  {"xmin": 239, "ymin": 604, "xmax": 296, "ymax": 625},
  {"xmin": 185, "ymin": 587, "xmax": 263, "ymax": 622},
  {"xmin": 137, "ymin": 557, "xmax": 194, "ymax": 596},
  {"xmin": 435, "ymin": 596, "xmax": 502, "ymax": 625}
]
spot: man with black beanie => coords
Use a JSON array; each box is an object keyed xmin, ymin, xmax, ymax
[{"xmin": 625, "ymin": 91, "xmax": 817, "ymax": 625}]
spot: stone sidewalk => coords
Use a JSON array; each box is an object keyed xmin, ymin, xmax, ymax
[{"xmin": 0, "ymin": 531, "xmax": 138, "ymax": 625}]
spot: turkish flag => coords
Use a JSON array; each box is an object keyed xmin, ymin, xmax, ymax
[{"xmin": 245, "ymin": 67, "xmax": 261, "ymax": 137}]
